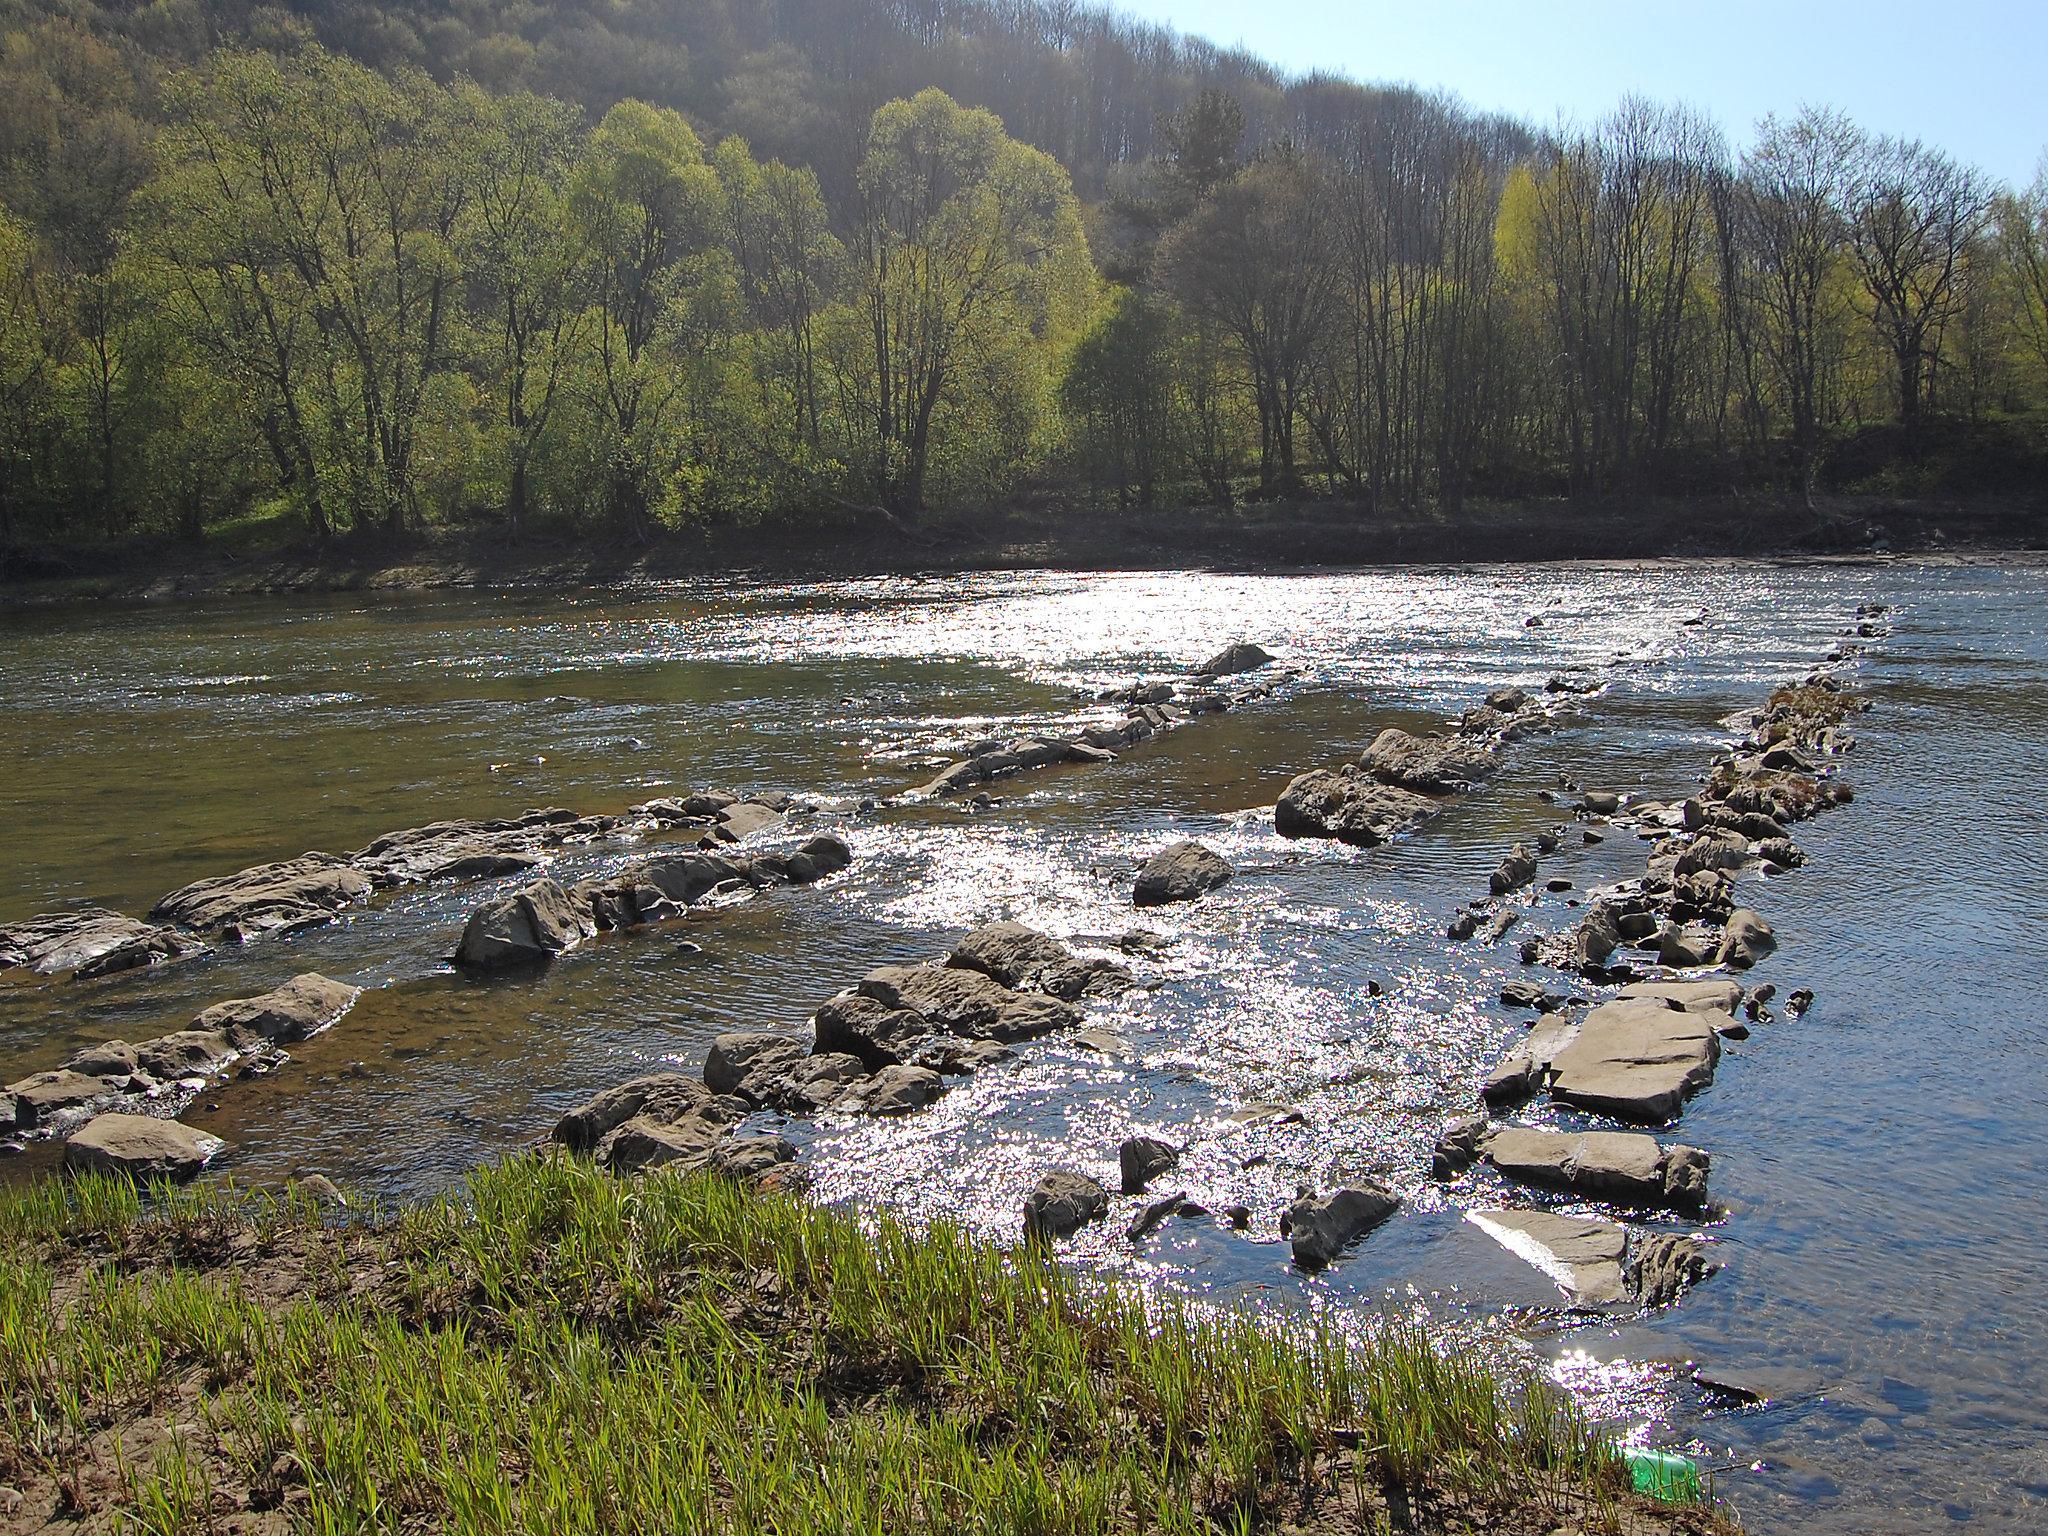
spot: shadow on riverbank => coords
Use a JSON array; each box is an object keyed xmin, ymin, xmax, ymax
[{"xmin": 2, "ymin": 491, "xmax": 2041, "ymax": 605}]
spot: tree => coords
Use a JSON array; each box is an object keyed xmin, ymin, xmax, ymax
[
  {"xmin": 1157, "ymin": 147, "xmax": 1334, "ymax": 495},
  {"xmin": 841, "ymin": 88, "xmax": 1094, "ymax": 516},
  {"xmin": 1156, "ymin": 87, "xmax": 1243, "ymax": 214},
  {"xmin": 1058, "ymin": 285, "xmax": 1178, "ymax": 506},
  {"xmin": 1994, "ymin": 158, "xmax": 2048, "ymax": 391},
  {"xmin": 1845, "ymin": 135, "xmax": 1992, "ymax": 427},
  {"xmin": 1728, "ymin": 106, "xmax": 1858, "ymax": 493}
]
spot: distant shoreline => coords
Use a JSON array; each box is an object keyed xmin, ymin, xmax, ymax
[{"xmin": 2, "ymin": 491, "xmax": 2039, "ymax": 607}]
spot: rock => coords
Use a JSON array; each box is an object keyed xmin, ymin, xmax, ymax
[
  {"xmin": 1274, "ymin": 769, "xmax": 1441, "ymax": 846},
  {"xmin": 708, "ymin": 801, "xmax": 785, "ymax": 842},
  {"xmin": 1132, "ymin": 841, "xmax": 1233, "ymax": 907},
  {"xmin": 5, "ymin": 1069, "xmax": 131, "ymax": 1130},
  {"xmin": 349, "ymin": 809, "xmax": 605, "ymax": 886},
  {"xmin": 453, "ymin": 878, "xmax": 595, "ymax": 970},
  {"xmin": 849, "ymin": 1063, "xmax": 945, "ymax": 1116},
  {"xmin": 773, "ymin": 1053, "xmax": 869, "ymax": 1111},
  {"xmin": 551, "ymin": 1073, "xmax": 740, "ymax": 1155},
  {"xmin": 1656, "ymin": 922, "xmax": 1723, "ymax": 969},
  {"xmin": 810, "ymin": 992, "xmax": 940, "ymax": 1068},
  {"xmin": 1490, "ymin": 844, "xmax": 1539, "ymax": 895},
  {"xmin": 1481, "ymin": 1127, "xmax": 1709, "ymax": 1208},
  {"xmin": 1125, "ymin": 1191, "xmax": 1186, "ymax": 1239},
  {"xmin": 1500, "ymin": 980, "xmax": 1562, "ymax": 1011},
  {"xmin": 1617, "ymin": 979, "xmax": 1744, "ymax": 1016},
  {"xmin": 192, "ymin": 973, "xmax": 360, "ymax": 1045},
  {"xmin": 1358, "ymin": 728, "xmax": 1496, "ymax": 794},
  {"xmin": 0, "ymin": 909, "xmax": 196, "ymax": 976},
  {"xmin": 1575, "ymin": 907, "xmax": 1623, "ymax": 967},
  {"xmin": 1691, "ymin": 1363, "xmax": 1820, "ymax": 1404},
  {"xmin": 1281, "ymin": 1185, "xmax": 1399, "ymax": 1267},
  {"xmin": 705, "ymin": 1134, "xmax": 800, "ymax": 1184},
  {"xmin": 64, "ymin": 1040, "xmax": 139, "ymax": 1077},
  {"xmin": 132, "ymin": 1031, "xmax": 238, "ymax": 1081},
  {"xmin": 1118, "ymin": 1134, "xmax": 1179, "ymax": 1194},
  {"xmin": 1447, "ymin": 911, "xmax": 1479, "ymax": 942},
  {"xmin": 1198, "ymin": 641, "xmax": 1275, "ymax": 677},
  {"xmin": 703, "ymin": 1032, "xmax": 807, "ymax": 1101},
  {"xmin": 1547, "ymin": 997, "xmax": 1720, "ymax": 1123},
  {"xmin": 1787, "ymin": 987, "xmax": 1815, "ymax": 1016},
  {"xmin": 152, "ymin": 855, "xmax": 372, "ymax": 939},
  {"xmin": 1023, "ymin": 1169, "xmax": 1110, "ymax": 1240},
  {"xmin": 1717, "ymin": 909, "xmax": 1776, "ymax": 969},
  {"xmin": 946, "ymin": 922, "xmax": 1131, "ymax": 1000},
  {"xmin": 597, "ymin": 1113, "xmax": 731, "ymax": 1174},
  {"xmin": 1581, "ymin": 790, "xmax": 1623, "ymax": 815},
  {"xmin": 1468, "ymin": 1209, "xmax": 1630, "ymax": 1306},
  {"xmin": 1675, "ymin": 830, "xmax": 1749, "ymax": 877},
  {"xmin": 1633, "ymin": 1232, "xmax": 1722, "ymax": 1307},
  {"xmin": 854, "ymin": 963, "xmax": 1077, "ymax": 1044},
  {"xmin": 63, "ymin": 1113, "xmax": 225, "ymax": 1181},
  {"xmin": 1431, "ymin": 1113, "xmax": 1489, "ymax": 1178}
]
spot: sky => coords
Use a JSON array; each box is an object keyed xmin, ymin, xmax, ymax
[{"xmin": 1112, "ymin": 0, "xmax": 2048, "ymax": 188}]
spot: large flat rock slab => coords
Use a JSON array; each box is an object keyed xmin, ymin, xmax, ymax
[
  {"xmin": 1546, "ymin": 997, "xmax": 1721, "ymax": 1123},
  {"xmin": 1482, "ymin": 1126, "xmax": 1709, "ymax": 1208},
  {"xmin": 1468, "ymin": 1208, "xmax": 1630, "ymax": 1306},
  {"xmin": 1274, "ymin": 769, "xmax": 1442, "ymax": 846},
  {"xmin": 63, "ymin": 1113, "xmax": 226, "ymax": 1181},
  {"xmin": 152, "ymin": 854, "xmax": 371, "ymax": 939}
]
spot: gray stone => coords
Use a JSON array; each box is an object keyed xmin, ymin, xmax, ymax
[
  {"xmin": 1490, "ymin": 844, "xmax": 1539, "ymax": 895},
  {"xmin": 552, "ymin": 1073, "xmax": 739, "ymax": 1155},
  {"xmin": 5, "ymin": 1069, "xmax": 131, "ymax": 1130},
  {"xmin": 1482, "ymin": 1127, "xmax": 1710, "ymax": 1208},
  {"xmin": 1468, "ymin": 1209, "xmax": 1630, "ymax": 1306},
  {"xmin": 152, "ymin": 854, "xmax": 372, "ymax": 938},
  {"xmin": 1282, "ymin": 1185, "xmax": 1399, "ymax": 1267},
  {"xmin": 1118, "ymin": 1134, "xmax": 1179, "ymax": 1194},
  {"xmin": 1358, "ymin": 728, "xmax": 1497, "ymax": 793},
  {"xmin": 1023, "ymin": 1169, "xmax": 1110, "ymax": 1240},
  {"xmin": 703, "ymin": 1032, "xmax": 807, "ymax": 1100},
  {"xmin": 1718, "ymin": 909, "xmax": 1776, "ymax": 969},
  {"xmin": 1132, "ymin": 841, "xmax": 1233, "ymax": 907},
  {"xmin": 1633, "ymin": 1232, "xmax": 1722, "ymax": 1307},
  {"xmin": 1197, "ymin": 641, "xmax": 1275, "ymax": 677},
  {"xmin": 852, "ymin": 1064, "xmax": 945, "ymax": 1116},
  {"xmin": 708, "ymin": 801, "xmax": 785, "ymax": 842},
  {"xmin": 1546, "ymin": 997, "xmax": 1720, "ymax": 1123},
  {"xmin": 453, "ymin": 878, "xmax": 595, "ymax": 970},
  {"xmin": 64, "ymin": 1113, "xmax": 226, "ymax": 1181},
  {"xmin": 855, "ymin": 963, "xmax": 1078, "ymax": 1043},
  {"xmin": 946, "ymin": 922, "xmax": 1130, "ymax": 1000},
  {"xmin": 809, "ymin": 992, "xmax": 940, "ymax": 1068},
  {"xmin": 0, "ymin": 909, "xmax": 194, "ymax": 976},
  {"xmin": 1125, "ymin": 1191, "xmax": 1187, "ymax": 1239},
  {"xmin": 1274, "ymin": 769, "xmax": 1442, "ymax": 846},
  {"xmin": 192, "ymin": 973, "xmax": 360, "ymax": 1045},
  {"xmin": 132, "ymin": 1031, "xmax": 238, "ymax": 1081}
]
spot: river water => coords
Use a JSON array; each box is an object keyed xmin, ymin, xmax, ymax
[{"xmin": 1, "ymin": 560, "xmax": 2042, "ymax": 1532}]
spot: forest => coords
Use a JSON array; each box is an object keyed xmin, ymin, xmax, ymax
[{"xmin": 1, "ymin": 0, "xmax": 2045, "ymax": 549}]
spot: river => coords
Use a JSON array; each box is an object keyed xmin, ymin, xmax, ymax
[{"xmin": 1, "ymin": 559, "xmax": 2042, "ymax": 1532}]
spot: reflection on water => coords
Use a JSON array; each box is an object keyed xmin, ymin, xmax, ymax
[{"xmin": 2, "ymin": 558, "xmax": 2045, "ymax": 1534}]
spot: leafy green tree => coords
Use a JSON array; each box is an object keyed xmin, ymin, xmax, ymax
[{"xmin": 1058, "ymin": 286, "xmax": 1179, "ymax": 506}]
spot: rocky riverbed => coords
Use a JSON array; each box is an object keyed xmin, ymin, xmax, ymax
[{"xmin": 0, "ymin": 564, "xmax": 2042, "ymax": 1534}]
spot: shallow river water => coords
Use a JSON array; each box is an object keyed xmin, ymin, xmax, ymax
[{"xmin": 2, "ymin": 560, "xmax": 2044, "ymax": 1533}]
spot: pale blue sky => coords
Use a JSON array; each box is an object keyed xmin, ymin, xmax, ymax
[{"xmin": 1115, "ymin": 0, "xmax": 2047, "ymax": 188}]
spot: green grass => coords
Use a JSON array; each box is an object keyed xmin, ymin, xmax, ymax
[{"xmin": 0, "ymin": 1154, "xmax": 1723, "ymax": 1533}]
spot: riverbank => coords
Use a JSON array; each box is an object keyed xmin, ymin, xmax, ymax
[
  {"xmin": 1, "ymin": 490, "xmax": 2039, "ymax": 605},
  {"xmin": 0, "ymin": 1157, "xmax": 1726, "ymax": 1534}
]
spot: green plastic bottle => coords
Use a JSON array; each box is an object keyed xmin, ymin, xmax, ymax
[{"xmin": 1624, "ymin": 1447, "xmax": 1704, "ymax": 1504}]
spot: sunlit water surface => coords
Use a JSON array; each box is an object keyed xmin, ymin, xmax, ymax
[{"xmin": 1, "ymin": 561, "xmax": 2043, "ymax": 1533}]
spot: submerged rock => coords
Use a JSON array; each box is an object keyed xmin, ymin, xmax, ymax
[
  {"xmin": 64, "ymin": 1113, "xmax": 226, "ymax": 1181},
  {"xmin": 1132, "ymin": 841, "xmax": 1233, "ymax": 907},
  {"xmin": 192, "ymin": 973, "xmax": 360, "ymax": 1045},
  {"xmin": 1023, "ymin": 1169, "xmax": 1110, "ymax": 1240},
  {"xmin": 1282, "ymin": 1184, "xmax": 1400, "ymax": 1267},
  {"xmin": 0, "ymin": 909, "xmax": 200, "ymax": 978}
]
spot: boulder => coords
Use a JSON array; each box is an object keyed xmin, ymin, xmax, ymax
[
  {"xmin": 1431, "ymin": 1113, "xmax": 1490, "ymax": 1178},
  {"xmin": 850, "ymin": 1064, "xmax": 944, "ymax": 1116},
  {"xmin": 348, "ymin": 809, "xmax": 604, "ymax": 886},
  {"xmin": 65, "ymin": 1041, "xmax": 139, "ymax": 1077},
  {"xmin": 1023, "ymin": 1170, "xmax": 1110, "ymax": 1240},
  {"xmin": 1490, "ymin": 844, "xmax": 1539, "ymax": 895},
  {"xmin": 855, "ymin": 963, "xmax": 1078, "ymax": 1043},
  {"xmin": 597, "ymin": 1113, "xmax": 732, "ymax": 1175},
  {"xmin": 1547, "ymin": 997, "xmax": 1720, "ymax": 1123},
  {"xmin": 1718, "ymin": 909, "xmax": 1776, "ymax": 969},
  {"xmin": 1581, "ymin": 790, "xmax": 1623, "ymax": 815},
  {"xmin": 1656, "ymin": 922, "xmax": 1723, "ymax": 969},
  {"xmin": 1125, "ymin": 1191, "xmax": 1187, "ymax": 1239},
  {"xmin": 552, "ymin": 1073, "xmax": 740, "ymax": 1155},
  {"xmin": 703, "ymin": 1032, "xmax": 807, "ymax": 1100},
  {"xmin": 708, "ymin": 801, "xmax": 785, "ymax": 842},
  {"xmin": 774, "ymin": 1053, "xmax": 870, "ymax": 1112},
  {"xmin": 63, "ymin": 1114, "xmax": 225, "ymax": 1181},
  {"xmin": 1198, "ymin": 641, "xmax": 1275, "ymax": 678},
  {"xmin": 1132, "ymin": 841, "xmax": 1233, "ymax": 907},
  {"xmin": 1675, "ymin": 831, "xmax": 1749, "ymax": 877},
  {"xmin": 152, "ymin": 854, "xmax": 372, "ymax": 939},
  {"xmin": 1282, "ymin": 1185, "xmax": 1399, "ymax": 1267},
  {"xmin": 1481, "ymin": 1127, "xmax": 1709, "ymax": 1208},
  {"xmin": 1118, "ymin": 1134, "xmax": 1179, "ymax": 1194},
  {"xmin": 1358, "ymin": 728, "xmax": 1496, "ymax": 793},
  {"xmin": 1632, "ymin": 1232, "xmax": 1721, "ymax": 1307},
  {"xmin": 1575, "ymin": 906, "xmax": 1623, "ymax": 968},
  {"xmin": 453, "ymin": 878, "xmax": 595, "ymax": 970},
  {"xmin": 191, "ymin": 973, "xmax": 360, "ymax": 1045},
  {"xmin": 1274, "ymin": 769, "xmax": 1442, "ymax": 846},
  {"xmin": 946, "ymin": 922, "xmax": 1131, "ymax": 1000},
  {"xmin": 810, "ymin": 992, "xmax": 941, "ymax": 1068},
  {"xmin": 704, "ymin": 1134, "xmax": 800, "ymax": 1184},
  {"xmin": 0, "ymin": 909, "xmax": 195, "ymax": 976},
  {"xmin": 132, "ymin": 1030, "xmax": 238, "ymax": 1080},
  {"xmin": 6, "ymin": 1069, "xmax": 131, "ymax": 1130},
  {"xmin": 1467, "ymin": 1209, "xmax": 1630, "ymax": 1306}
]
